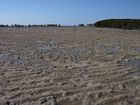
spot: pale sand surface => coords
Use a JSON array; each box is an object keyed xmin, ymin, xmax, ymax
[{"xmin": 0, "ymin": 27, "xmax": 140, "ymax": 105}]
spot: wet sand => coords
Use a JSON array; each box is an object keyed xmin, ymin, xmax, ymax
[{"xmin": 0, "ymin": 27, "xmax": 140, "ymax": 105}]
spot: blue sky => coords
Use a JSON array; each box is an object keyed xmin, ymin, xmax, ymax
[{"xmin": 0, "ymin": 0, "xmax": 140, "ymax": 25}]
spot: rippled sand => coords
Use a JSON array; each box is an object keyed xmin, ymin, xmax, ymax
[{"xmin": 0, "ymin": 27, "xmax": 140, "ymax": 105}]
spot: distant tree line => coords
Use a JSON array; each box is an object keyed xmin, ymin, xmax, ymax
[
  {"xmin": 87, "ymin": 24, "xmax": 94, "ymax": 27},
  {"xmin": 0, "ymin": 24, "xmax": 61, "ymax": 27},
  {"xmin": 0, "ymin": 24, "xmax": 9, "ymax": 27},
  {"xmin": 78, "ymin": 24, "xmax": 85, "ymax": 27},
  {"xmin": 0, "ymin": 24, "xmax": 88, "ymax": 27},
  {"xmin": 94, "ymin": 19, "xmax": 140, "ymax": 29},
  {"xmin": 0, "ymin": 24, "xmax": 87, "ymax": 27}
]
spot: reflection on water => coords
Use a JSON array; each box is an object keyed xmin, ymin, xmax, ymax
[
  {"xmin": 118, "ymin": 58, "xmax": 140, "ymax": 69},
  {"xmin": 39, "ymin": 45, "xmax": 51, "ymax": 52},
  {"xmin": 94, "ymin": 44, "xmax": 118, "ymax": 55},
  {"xmin": 0, "ymin": 53, "xmax": 7, "ymax": 62},
  {"xmin": 134, "ymin": 47, "xmax": 140, "ymax": 53},
  {"xmin": 127, "ymin": 59, "xmax": 140, "ymax": 68},
  {"xmin": 37, "ymin": 40, "xmax": 56, "ymax": 52},
  {"xmin": 38, "ymin": 45, "xmax": 52, "ymax": 52},
  {"xmin": 106, "ymin": 47, "xmax": 118, "ymax": 54}
]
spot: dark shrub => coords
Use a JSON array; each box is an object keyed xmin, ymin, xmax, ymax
[
  {"xmin": 79, "ymin": 24, "xmax": 85, "ymax": 27},
  {"xmin": 94, "ymin": 19, "xmax": 140, "ymax": 29}
]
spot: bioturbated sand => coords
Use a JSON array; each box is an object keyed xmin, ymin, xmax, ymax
[{"xmin": 0, "ymin": 27, "xmax": 140, "ymax": 105}]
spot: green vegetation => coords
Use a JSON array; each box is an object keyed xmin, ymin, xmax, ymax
[
  {"xmin": 79, "ymin": 24, "xmax": 85, "ymax": 27},
  {"xmin": 87, "ymin": 24, "xmax": 94, "ymax": 27},
  {"xmin": 47, "ymin": 24, "xmax": 58, "ymax": 27},
  {"xmin": 94, "ymin": 19, "xmax": 140, "ymax": 29},
  {"xmin": 0, "ymin": 24, "xmax": 59, "ymax": 27},
  {"xmin": 1, "ymin": 19, "xmax": 140, "ymax": 29}
]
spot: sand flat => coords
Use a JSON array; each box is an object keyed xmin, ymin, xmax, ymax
[{"xmin": 0, "ymin": 27, "xmax": 140, "ymax": 105}]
